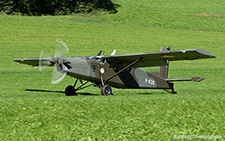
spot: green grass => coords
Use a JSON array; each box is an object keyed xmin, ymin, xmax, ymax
[{"xmin": 0, "ymin": 0, "xmax": 225, "ymax": 140}]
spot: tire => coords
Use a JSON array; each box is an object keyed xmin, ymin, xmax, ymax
[
  {"xmin": 101, "ymin": 84, "xmax": 112, "ymax": 96},
  {"xmin": 65, "ymin": 85, "xmax": 77, "ymax": 96}
]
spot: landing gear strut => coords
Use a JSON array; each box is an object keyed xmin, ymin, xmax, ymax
[
  {"xmin": 98, "ymin": 69, "xmax": 113, "ymax": 96},
  {"xmin": 64, "ymin": 78, "xmax": 92, "ymax": 96},
  {"xmin": 164, "ymin": 83, "xmax": 177, "ymax": 94}
]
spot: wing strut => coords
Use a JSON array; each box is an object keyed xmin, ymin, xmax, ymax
[{"xmin": 104, "ymin": 57, "xmax": 143, "ymax": 83}]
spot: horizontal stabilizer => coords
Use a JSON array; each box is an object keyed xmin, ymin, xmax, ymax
[{"xmin": 166, "ymin": 77, "xmax": 205, "ymax": 82}]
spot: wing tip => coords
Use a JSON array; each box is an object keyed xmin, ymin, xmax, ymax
[
  {"xmin": 196, "ymin": 49, "xmax": 216, "ymax": 58},
  {"xmin": 13, "ymin": 58, "xmax": 24, "ymax": 62}
]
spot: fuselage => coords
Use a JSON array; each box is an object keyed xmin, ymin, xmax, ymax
[{"xmin": 60, "ymin": 56, "xmax": 172, "ymax": 89}]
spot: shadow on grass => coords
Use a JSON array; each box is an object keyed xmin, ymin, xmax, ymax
[
  {"xmin": 25, "ymin": 89, "xmax": 99, "ymax": 96},
  {"xmin": 25, "ymin": 89, "xmax": 64, "ymax": 94},
  {"xmin": 137, "ymin": 93, "xmax": 154, "ymax": 95},
  {"xmin": 137, "ymin": 91, "xmax": 169, "ymax": 95},
  {"xmin": 77, "ymin": 92, "xmax": 99, "ymax": 96}
]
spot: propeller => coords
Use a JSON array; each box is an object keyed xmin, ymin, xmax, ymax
[
  {"xmin": 51, "ymin": 39, "xmax": 70, "ymax": 84},
  {"xmin": 39, "ymin": 39, "xmax": 70, "ymax": 84}
]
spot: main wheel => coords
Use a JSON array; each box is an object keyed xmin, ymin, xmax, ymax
[
  {"xmin": 101, "ymin": 84, "xmax": 112, "ymax": 96},
  {"xmin": 65, "ymin": 85, "xmax": 77, "ymax": 96}
]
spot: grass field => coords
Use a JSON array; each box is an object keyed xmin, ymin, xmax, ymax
[{"xmin": 0, "ymin": 0, "xmax": 225, "ymax": 140}]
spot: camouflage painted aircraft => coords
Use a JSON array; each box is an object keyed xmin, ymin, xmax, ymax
[{"xmin": 13, "ymin": 40, "xmax": 215, "ymax": 96}]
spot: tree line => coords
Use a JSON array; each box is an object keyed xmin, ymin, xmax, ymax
[{"xmin": 0, "ymin": 0, "xmax": 118, "ymax": 16}]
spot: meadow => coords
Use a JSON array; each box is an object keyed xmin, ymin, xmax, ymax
[{"xmin": 0, "ymin": 0, "xmax": 224, "ymax": 140}]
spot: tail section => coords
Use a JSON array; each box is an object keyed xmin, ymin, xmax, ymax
[
  {"xmin": 159, "ymin": 62, "xmax": 169, "ymax": 78},
  {"xmin": 158, "ymin": 47, "xmax": 170, "ymax": 78}
]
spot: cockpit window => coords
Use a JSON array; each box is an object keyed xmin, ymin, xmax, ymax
[{"xmin": 86, "ymin": 56, "xmax": 106, "ymax": 64}]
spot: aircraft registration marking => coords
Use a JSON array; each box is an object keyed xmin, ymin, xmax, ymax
[{"xmin": 145, "ymin": 78, "xmax": 155, "ymax": 85}]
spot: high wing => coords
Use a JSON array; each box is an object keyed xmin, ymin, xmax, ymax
[
  {"xmin": 103, "ymin": 48, "xmax": 215, "ymax": 68},
  {"xmin": 13, "ymin": 58, "xmax": 53, "ymax": 66}
]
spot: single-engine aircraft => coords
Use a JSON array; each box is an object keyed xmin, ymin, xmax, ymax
[{"xmin": 13, "ymin": 40, "xmax": 215, "ymax": 96}]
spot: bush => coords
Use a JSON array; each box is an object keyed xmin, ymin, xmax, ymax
[{"xmin": 0, "ymin": 0, "xmax": 118, "ymax": 16}]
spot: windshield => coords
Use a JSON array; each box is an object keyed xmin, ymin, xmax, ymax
[{"xmin": 86, "ymin": 56, "xmax": 105, "ymax": 63}]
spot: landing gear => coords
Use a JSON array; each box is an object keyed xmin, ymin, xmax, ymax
[
  {"xmin": 99, "ymin": 70, "xmax": 113, "ymax": 96},
  {"xmin": 101, "ymin": 84, "xmax": 113, "ymax": 96},
  {"xmin": 64, "ymin": 78, "xmax": 92, "ymax": 96},
  {"xmin": 65, "ymin": 85, "xmax": 77, "ymax": 96},
  {"xmin": 164, "ymin": 83, "xmax": 177, "ymax": 94},
  {"xmin": 164, "ymin": 89, "xmax": 177, "ymax": 94},
  {"xmin": 64, "ymin": 78, "xmax": 113, "ymax": 96}
]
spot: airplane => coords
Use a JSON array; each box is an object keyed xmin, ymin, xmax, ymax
[{"xmin": 13, "ymin": 40, "xmax": 215, "ymax": 96}]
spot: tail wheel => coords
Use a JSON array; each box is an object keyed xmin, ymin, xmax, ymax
[
  {"xmin": 101, "ymin": 84, "xmax": 112, "ymax": 96},
  {"xmin": 65, "ymin": 85, "xmax": 77, "ymax": 96}
]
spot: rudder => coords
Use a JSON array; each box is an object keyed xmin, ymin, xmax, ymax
[{"xmin": 158, "ymin": 47, "xmax": 169, "ymax": 79}]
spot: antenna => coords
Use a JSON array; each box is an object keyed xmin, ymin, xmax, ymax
[{"xmin": 111, "ymin": 50, "xmax": 116, "ymax": 55}]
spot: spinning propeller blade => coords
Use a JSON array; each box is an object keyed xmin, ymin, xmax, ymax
[
  {"xmin": 55, "ymin": 39, "xmax": 69, "ymax": 57},
  {"xmin": 38, "ymin": 39, "xmax": 70, "ymax": 84},
  {"xmin": 51, "ymin": 39, "xmax": 69, "ymax": 84},
  {"xmin": 51, "ymin": 64, "xmax": 67, "ymax": 84}
]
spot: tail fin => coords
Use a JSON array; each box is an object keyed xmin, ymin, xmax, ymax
[{"xmin": 158, "ymin": 47, "xmax": 169, "ymax": 78}]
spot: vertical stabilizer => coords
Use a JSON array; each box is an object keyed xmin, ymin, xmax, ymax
[{"xmin": 159, "ymin": 47, "xmax": 169, "ymax": 78}]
